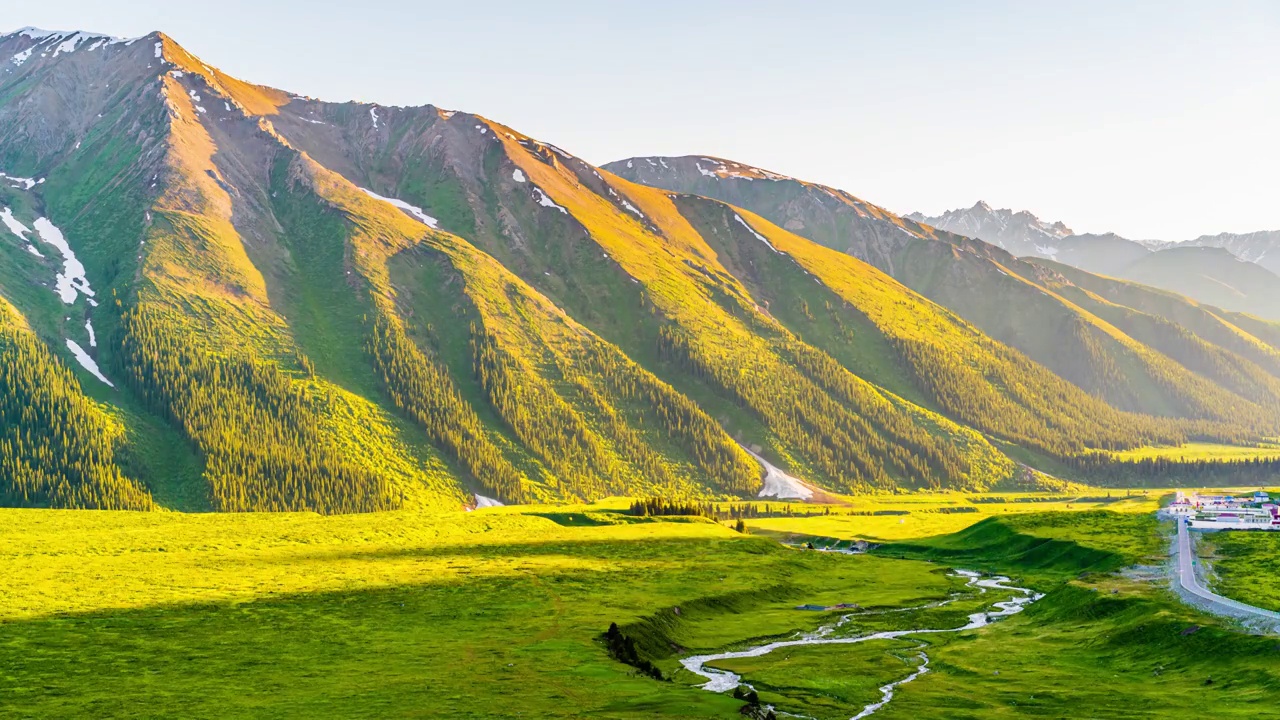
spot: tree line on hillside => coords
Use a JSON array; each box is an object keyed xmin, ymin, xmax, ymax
[
  {"xmin": 603, "ymin": 622, "xmax": 663, "ymax": 680},
  {"xmin": 1085, "ymin": 305, "xmax": 1280, "ymax": 423},
  {"xmin": 472, "ymin": 328, "xmax": 626, "ymax": 498},
  {"xmin": 0, "ymin": 306, "xmax": 153, "ymax": 510},
  {"xmin": 890, "ymin": 336, "xmax": 1190, "ymax": 455},
  {"xmin": 115, "ymin": 304, "xmax": 398, "ymax": 513},
  {"xmin": 367, "ymin": 312, "xmax": 529, "ymax": 504},
  {"xmin": 1068, "ymin": 452, "xmax": 1280, "ymax": 487},
  {"xmin": 716, "ymin": 212, "xmax": 1268, "ymax": 465},
  {"xmin": 572, "ymin": 340, "xmax": 760, "ymax": 495},
  {"xmin": 375, "ymin": 241, "xmax": 759, "ymax": 503},
  {"xmin": 657, "ymin": 323, "xmax": 979, "ymax": 493},
  {"xmin": 470, "ymin": 307, "xmax": 762, "ymax": 499},
  {"xmin": 628, "ymin": 497, "xmax": 838, "ymax": 521}
]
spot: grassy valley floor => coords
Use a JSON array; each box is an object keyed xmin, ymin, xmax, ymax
[{"xmin": 1, "ymin": 494, "xmax": 1278, "ymax": 718}]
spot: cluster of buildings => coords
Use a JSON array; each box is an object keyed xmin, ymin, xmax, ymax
[{"xmin": 1166, "ymin": 490, "xmax": 1280, "ymax": 530}]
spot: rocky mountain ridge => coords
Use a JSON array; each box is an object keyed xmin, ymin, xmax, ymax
[
  {"xmin": 910, "ymin": 200, "xmax": 1280, "ymax": 318},
  {"xmin": 0, "ymin": 29, "xmax": 1276, "ymax": 513}
]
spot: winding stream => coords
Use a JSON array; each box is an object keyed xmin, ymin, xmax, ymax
[{"xmin": 680, "ymin": 570, "xmax": 1042, "ymax": 718}]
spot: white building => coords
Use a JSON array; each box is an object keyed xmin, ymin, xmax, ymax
[{"xmin": 1168, "ymin": 491, "xmax": 1280, "ymax": 531}]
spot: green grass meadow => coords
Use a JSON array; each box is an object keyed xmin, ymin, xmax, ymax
[{"xmin": 2, "ymin": 497, "xmax": 1279, "ymax": 718}]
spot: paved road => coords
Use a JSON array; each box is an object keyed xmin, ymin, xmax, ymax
[{"xmin": 1174, "ymin": 518, "xmax": 1280, "ymax": 625}]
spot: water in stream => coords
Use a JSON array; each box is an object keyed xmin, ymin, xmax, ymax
[{"xmin": 680, "ymin": 570, "xmax": 1042, "ymax": 719}]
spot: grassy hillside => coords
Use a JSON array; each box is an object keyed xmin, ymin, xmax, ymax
[
  {"xmin": 0, "ymin": 32, "xmax": 768, "ymax": 510},
  {"xmin": 262, "ymin": 105, "xmax": 1038, "ymax": 492},
  {"xmin": 0, "ymin": 505, "xmax": 945, "ymax": 718},
  {"xmin": 610, "ymin": 155, "xmax": 1280, "ymax": 439},
  {"xmin": 2, "ymin": 30, "xmax": 1278, "ymax": 512},
  {"xmin": 675, "ymin": 197, "xmax": 1190, "ymax": 457},
  {"xmin": 1118, "ymin": 245, "xmax": 1280, "ymax": 318}
]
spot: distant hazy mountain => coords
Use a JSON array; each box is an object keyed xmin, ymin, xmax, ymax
[
  {"xmin": 912, "ymin": 202, "xmax": 1280, "ymax": 319},
  {"xmin": 1120, "ymin": 246, "xmax": 1280, "ymax": 314},
  {"xmin": 907, "ymin": 201, "xmax": 1072, "ymax": 257},
  {"xmin": 1145, "ymin": 231, "xmax": 1280, "ymax": 276}
]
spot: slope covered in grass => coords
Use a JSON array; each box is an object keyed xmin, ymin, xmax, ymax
[
  {"xmin": 259, "ymin": 102, "xmax": 1031, "ymax": 492},
  {"xmin": 2, "ymin": 28, "xmax": 1278, "ymax": 511},
  {"xmin": 675, "ymin": 196, "xmax": 1190, "ymax": 457},
  {"xmin": 609, "ymin": 155, "xmax": 1280, "ymax": 436}
]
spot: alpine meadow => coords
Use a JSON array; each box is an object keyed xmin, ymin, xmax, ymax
[{"xmin": 3, "ymin": 11, "xmax": 1280, "ymax": 720}]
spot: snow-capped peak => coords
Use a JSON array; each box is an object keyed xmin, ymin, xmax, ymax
[
  {"xmin": 2, "ymin": 27, "xmax": 144, "ymax": 53},
  {"xmin": 9, "ymin": 27, "xmax": 60, "ymax": 40},
  {"xmin": 910, "ymin": 201, "xmax": 1073, "ymax": 255}
]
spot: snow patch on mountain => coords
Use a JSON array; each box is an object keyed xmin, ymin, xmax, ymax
[
  {"xmin": 1, "ymin": 207, "xmax": 30, "ymax": 240},
  {"xmin": 66, "ymin": 339, "xmax": 113, "ymax": 386},
  {"xmin": 0, "ymin": 172, "xmax": 41, "ymax": 190},
  {"xmin": 472, "ymin": 494, "xmax": 504, "ymax": 509},
  {"xmin": 1149, "ymin": 230, "xmax": 1280, "ymax": 273},
  {"xmin": 735, "ymin": 214, "xmax": 781, "ymax": 253},
  {"xmin": 33, "ymin": 217, "xmax": 95, "ymax": 305},
  {"xmin": 533, "ymin": 187, "xmax": 567, "ymax": 214},
  {"xmin": 360, "ymin": 187, "xmax": 438, "ymax": 228},
  {"xmin": 5, "ymin": 28, "xmax": 140, "ymax": 59}
]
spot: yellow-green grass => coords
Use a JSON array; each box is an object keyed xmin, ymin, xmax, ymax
[
  {"xmin": 874, "ymin": 567, "xmax": 1280, "ymax": 718},
  {"xmin": 0, "ymin": 506, "xmax": 714, "ymax": 620},
  {"xmin": 704, "ymin": 509, "xmax": 1280, "ymax": 718},
  {"xmin": 695, "ymin": 586, "xmax": 1028, "ymax": 720},
  {"xmin": 0, "ymin": 492, "xmax": 1163, "ymax": 621},
  {"xmin": 1111, "ymin": 441, "xmax": 1280, "ymax": 461},
  {"xmin": 1202, "ymin": 531, "xmax": 1280, "ymax": 613},
  {"xmin": 851, "ymin": 512, "xmax": 1280, "ymax": 718},
  {"xmin": 0, "ymin": 506, "xmax": 956, "ymax": 718},
  {"xmin": 5, "ymin": 505, "xmax": 1280, "ymax": 718},
  {"xmin": 741, "ymin": 491, "xmax": 1161, "ymax": 542}
]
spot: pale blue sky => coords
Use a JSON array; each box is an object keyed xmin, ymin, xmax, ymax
[{"xmin": 4, "ymin": 0, "xmax": 1279, "ymax": 239}]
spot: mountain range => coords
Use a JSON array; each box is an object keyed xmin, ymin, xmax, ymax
[
  {"xmin": 910, "ymin": 202, "xmax": 1280, "ymax": 319},
  {"xmin": 3, "ymin": 28, "xmax": 1279, "ymax": 514}
]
